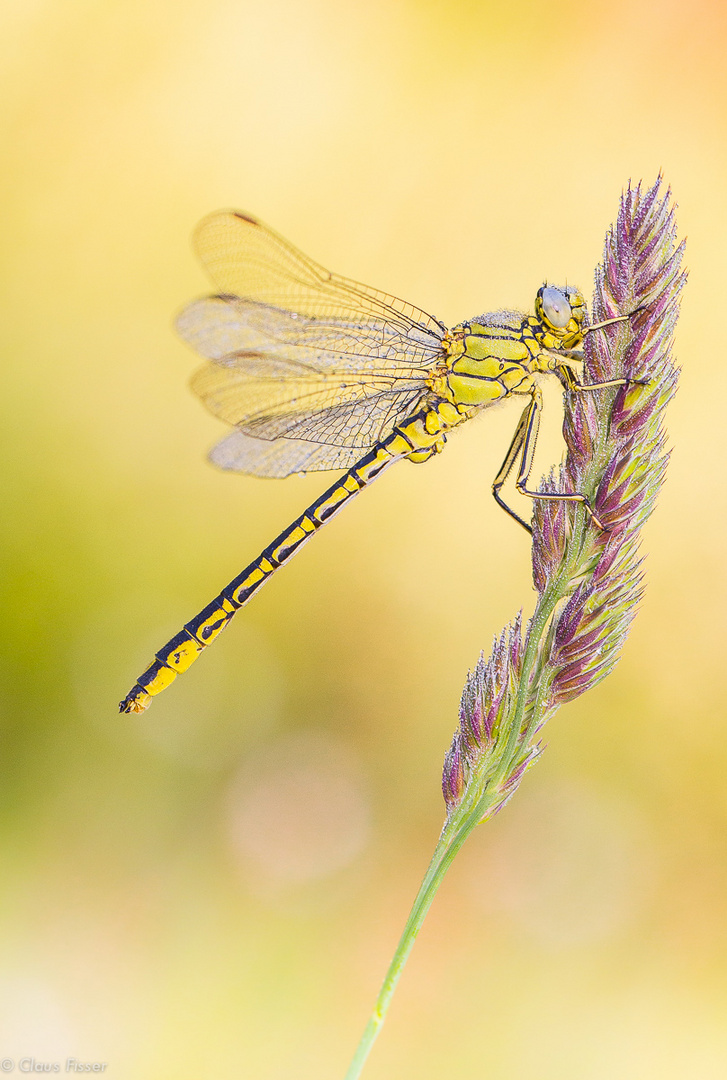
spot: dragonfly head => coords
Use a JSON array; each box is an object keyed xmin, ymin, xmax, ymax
[{"xmin": 534, "ymin": 285, "xmax": 587, "ymax": 348}]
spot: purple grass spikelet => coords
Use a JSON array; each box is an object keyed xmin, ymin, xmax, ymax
[{"xmin": 442, "ymin": 177, "xmax": 685, "ymax": 821}]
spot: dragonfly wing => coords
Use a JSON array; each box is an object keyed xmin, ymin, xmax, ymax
[
  {"xmin": 208, "ymin": 430, "xmax": 369, "ymax": 478},
  {"xmin": 177, "ymin": 294, "xmax": 443, "ymax": 373},
  {"xmin": 180, "ymin": 216, "xmax": 446, "ymax": 477},
  {"xmin": 191, "ymin": 356, "xmax": 425, "ymax": 449},
  {"xmin": 191, "ymin": 210, "xmax": 447, "ymax": 358},
  {"xmin": 183, "ymin": 292, "xmax": 435, "ymax": 468}
]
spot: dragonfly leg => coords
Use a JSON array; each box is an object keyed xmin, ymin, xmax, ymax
[
  {"xmin": 492, "ymin": 399, "xmax": 534, "ymax": 533},
  {"xmin": 554, "ymin": 306, "xmax": 649, "ymax": 389},
  {"xmin": 554, "ymin": 361, "xmax": 648, "ymax": 393},
  {"xmin": 493, "ymin": 387, "xmax": 609, "ymax": 533},
  {"xmin": 583, "ymin": 307, "xmax": 643, "ymax": 335},
  {"xmin": 512, "ymin": 386, "xmax": 607, "ymax": 530}
]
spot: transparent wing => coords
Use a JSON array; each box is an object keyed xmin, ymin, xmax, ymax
[
  {"xmin": 192, "ymin": 210, "xmax": 447, "ymax": 350},
  {"xmin": 177, "ymin": 294, "xmax": 443, "ymax": 376},
  {"xmin": 178, "ymin": 216, "xmax": 448, "ymax": 476},
  {"xmin": 191, "ymin": 354, "xmax": 425, "ymax": 450},
  {"xmin": 209, "ymin": 430, "xmax": 373, "ymax": 478},
  {"xmin": 182, "ymin": 294, "xmax": 433, "ymax": 446}
]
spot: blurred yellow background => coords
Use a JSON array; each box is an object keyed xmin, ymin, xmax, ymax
[{"xmin": 1, "ymin": 0, "xmax": 725, "ymax": 1077}]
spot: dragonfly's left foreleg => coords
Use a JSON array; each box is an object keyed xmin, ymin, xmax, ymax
[
  {"xmin": 553, "ymin": 360, "xmax": 636, "ymax": 393},
  {"xmin": 584, "ymin": 308, "xmax": 644, "ymax": 336},
  {"xmin": 552, "ymin": 302, "xmax": 648, "ymax": 390}
]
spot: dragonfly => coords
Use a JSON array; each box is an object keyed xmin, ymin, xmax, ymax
[{"xmin": 119, "ymin": 211, "xmax": 633, "ymax": 714}]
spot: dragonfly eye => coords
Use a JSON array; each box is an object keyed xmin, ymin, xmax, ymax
[{"xmin": 540, "ymin": 287, "xmax": 572, "ymax": 329}]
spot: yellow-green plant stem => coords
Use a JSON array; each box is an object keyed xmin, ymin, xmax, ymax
[
  {"xmin": 343, "ymin": 804, "xmax": 476, "ymax": 1080},
  {"xmin": 342, "ymin": 568, "xmax": 567, "ymax": 1080}
]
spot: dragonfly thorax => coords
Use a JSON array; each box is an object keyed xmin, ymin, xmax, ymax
[{"xmin": 431, "ymin": 284, "xmax": 589, "ymax": 410}]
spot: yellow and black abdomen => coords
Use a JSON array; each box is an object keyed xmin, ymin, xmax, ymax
[{"xmin": 118, "ymin": 399, "xmax": 472, "ymax": 714}]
